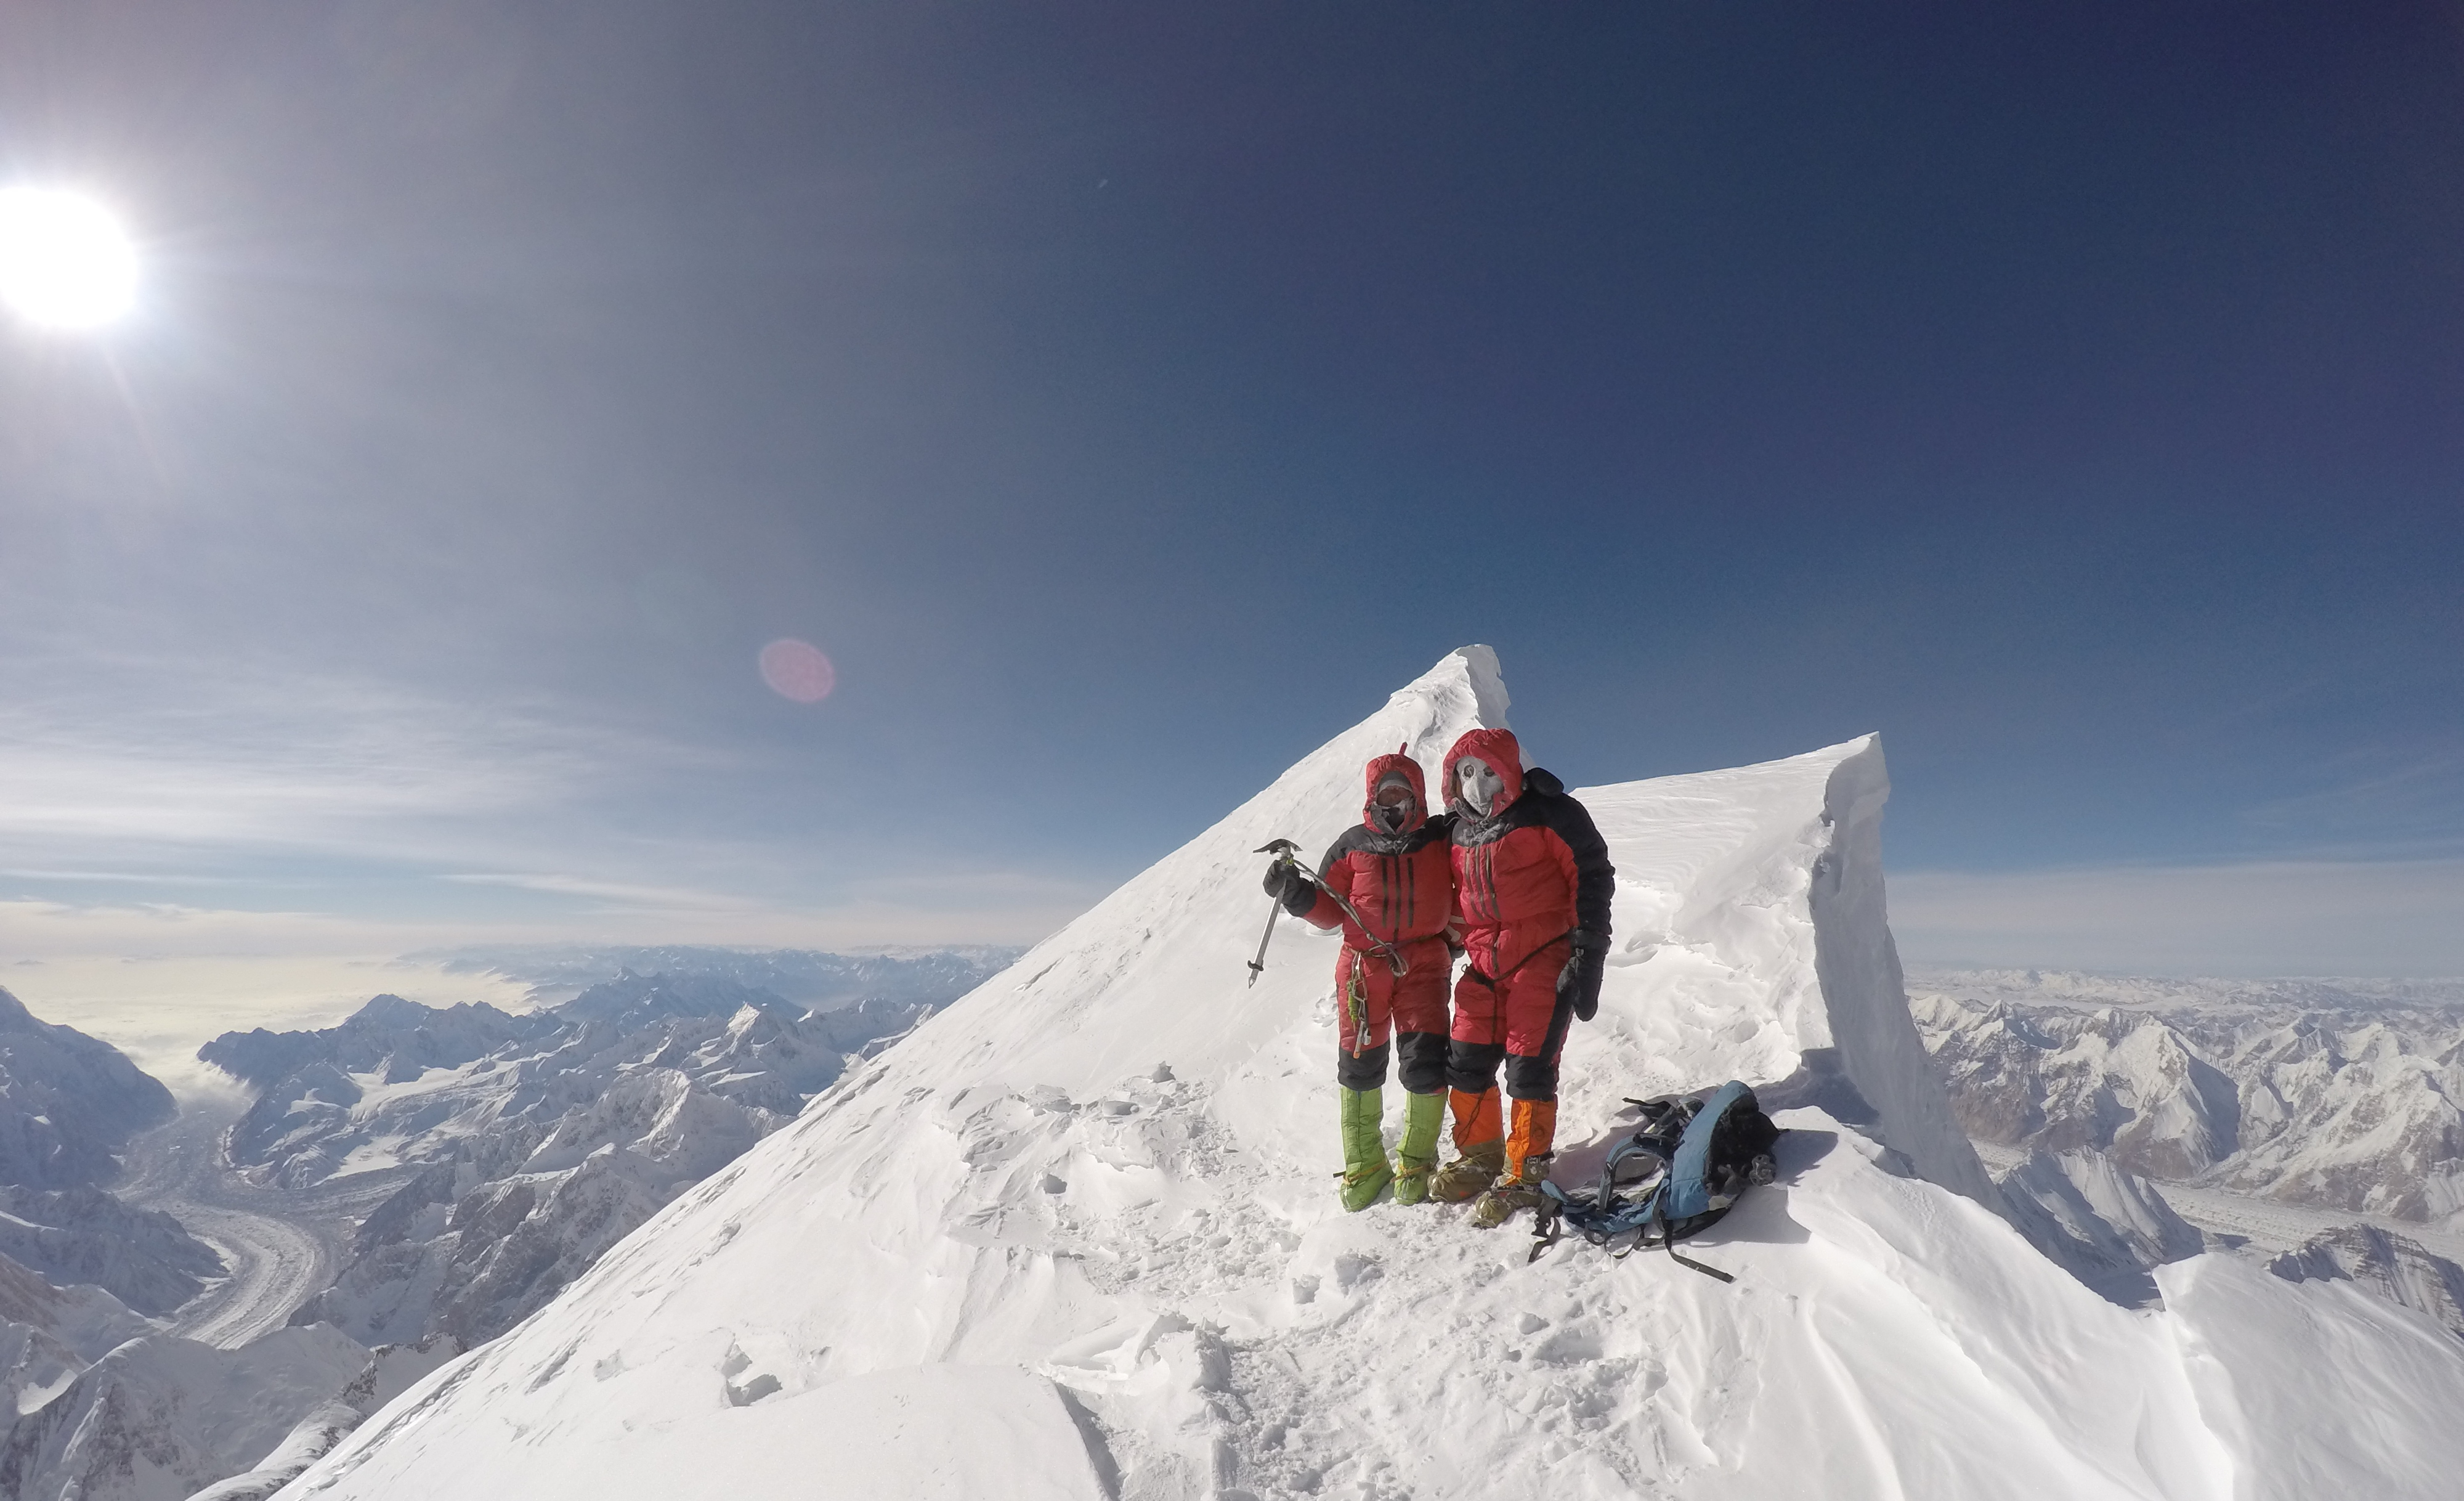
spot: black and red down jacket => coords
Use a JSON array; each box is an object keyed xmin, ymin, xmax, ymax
[
  {"xmin": 1442, "ymin": 727, "xmax": 1615, "ymax": 978},
  {"xmin": 1283, "ymin": 750, "xmax": 1457, "ymax": 953}
]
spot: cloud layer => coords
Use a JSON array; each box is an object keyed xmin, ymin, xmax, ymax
[{"xmin": 1891, "ymin": 858, "xmax": 2464, "ymax": 977}]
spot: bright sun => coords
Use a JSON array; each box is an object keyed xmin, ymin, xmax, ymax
[{"xmin": 0, "ymin": 187, "xmax": 139, "ymax": 331}]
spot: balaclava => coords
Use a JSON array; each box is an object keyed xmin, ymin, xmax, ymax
[
  {"xmin": 1456, "ymin": 757, "xmax": 1505, "ymax": 818},
  {"xmin": 1369, "ymin": 771, "xmax": 1417, "ymax": 834}
]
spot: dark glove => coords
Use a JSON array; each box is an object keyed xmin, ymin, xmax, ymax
[
  {"xmin": 1558, "ymin": 929, "xmax": 1608, "ymax": 1022},
  {"xmin": 1261, "ymin": 861, "xmax": 1316, "ymax": 916}
]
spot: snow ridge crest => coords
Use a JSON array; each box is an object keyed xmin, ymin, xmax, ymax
[{"xmin": 280, "ymin": 649, "xmax": 2464, "ymax": 1501}]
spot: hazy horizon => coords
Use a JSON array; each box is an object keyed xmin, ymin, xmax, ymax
[{"xmin": 7, "ymin": 7, "xmax": 2460, "ymax": 1012}]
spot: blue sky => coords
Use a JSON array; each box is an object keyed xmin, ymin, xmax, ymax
[{"xmin": 2, "ymin": 2, "xmax": 2460, "ymax": 981}]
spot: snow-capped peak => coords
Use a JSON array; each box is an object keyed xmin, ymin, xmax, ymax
[{"xmin": 279, "ymin": 648, "xmax": 2464, "ymax": 1501}]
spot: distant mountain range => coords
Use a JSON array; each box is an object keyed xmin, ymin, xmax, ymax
[
  {"xmin": 1911, "ymin": 969, "xmax": 2464, "ymax": 1229},
  {"xmin": 407, "ymin": 942, "xmax": 1027, "ymax": 1007},
  {"xmin": 0, "ymin": 988, "xmax": 220, "ymax": 1313},
  {"xmin": 0, "ymin": 946, "xmax": 1015, "ymax": 1501},
  {"xmin": 0, "ymin": 985, "xmax": 355, "ymax": 1501},
  {"xmin": 1913, "ymin": 968, "xmax": 2464, "ymax": 1337},
  {"xmin": 201, "ymin": 950, "xmax": 1018, "ymax": 1348},
  {"xmin": 0, "ymin": 986, "xmax": 177, "ymax": 1189}
]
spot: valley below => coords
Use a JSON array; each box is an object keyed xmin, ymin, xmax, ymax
[
  {"xmin": 116, "ymin": 1099, "xmax": 388, "ymax": 1349},
  {"xmin": 1969, "ymin": 1137, "xmax": 2464, "ymax": 1263},
  {"xmin": 0, "ymin": 945, "xmax": 1021, "ymax": 1501}
]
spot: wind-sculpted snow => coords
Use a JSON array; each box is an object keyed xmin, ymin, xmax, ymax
[
  {"xmin": 1995, "ymin": 1150, "xmax": 2205, "ymax": 1304},
  {"xmin": 2159, "ymin": 1255, "xmax": 2464, "ymax": 1495},
  {"xmin": 278, "ymin": 649, "xmax": 2464, "ymax": 1501},
  {"xmin": 187, "ymin": 1335, "xmax": 467, "ymax": 1501},
  {"xmin": 199, "ymin": 964, "xmax": 990, "ymax": 1348},
  {"xmin": 1914, "ymin": 974, "xmax": 2464, "ymax": 1228},
  {"xmin": 190, "ymin": 1404, "xmax": 365, "ymax": 1501}
]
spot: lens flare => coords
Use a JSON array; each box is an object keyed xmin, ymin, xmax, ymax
[
  {"xmin": 0, "ymin": 187, "xmax": 139, "ymax": 331},
  {"xmin": 758, "ymin": 638, "xmax": 837, "ymax": 703}
]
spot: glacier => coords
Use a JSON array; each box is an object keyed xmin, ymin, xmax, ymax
[{"xmin": 275, "ymin": 648, "xmax": 2464, "ymax": 1500}]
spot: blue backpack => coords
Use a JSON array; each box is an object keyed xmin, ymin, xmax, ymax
[{"xmin": 1531, "ymin": 1081, "xmax": 1781, "ymax": 1281}]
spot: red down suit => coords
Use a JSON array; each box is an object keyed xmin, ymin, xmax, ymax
[
  {"xmin": 1283, "ymin": 750, "xmax": 1457, "ymax": 1094},
  {"xmin": 1442, "ymin": 727, "xmax": 1615, "ymax": 1110}
]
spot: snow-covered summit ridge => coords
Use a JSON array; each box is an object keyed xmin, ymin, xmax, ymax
[
  {"xmin": 282, "ymin": 649, "xmax": 2464, "ymax": 1501},
  {"xmin": 928, "ymin": 644, "xmax": 1516, "ymax": 1097},
  {"xmin": 822, "ymin": 645, "xmax": 1959, "ymax": 1173},
  {"xmin": 1576, "ymin": 733, "xmax": 1997, "ymax": 1210}
]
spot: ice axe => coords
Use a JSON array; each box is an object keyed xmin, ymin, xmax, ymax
[
  {"xmin": 1246, "ymin": 838, "xmax": 1409, "ymax": 987},
  {"xmin": 1247, "ymin": 839, "xmax": 1305, "ymax": 987}
]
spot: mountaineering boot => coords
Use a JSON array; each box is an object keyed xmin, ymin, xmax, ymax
[
  {"xmin": 1431, "ymin": 1140, "xmax": 1502, "ymax": 1203},
  {"xmin": 1430, "ymin": 1086, "xmax": 1505, "ymax": 1201},
  {"xmin": 1339, "ymin": 1086, "xmax": 1392, "ymax": 1211},
  {"xmin": 1471, "ymin": 1152, "xmax": 1554, "ymax": 1229},
  {"xmin": 1393, "ymin": 1089, "xmax": 1445, "ymax": 1205},
  {"xmin": 1472, "ymin": 1099, "xmax": 1560, "ymax": 1229}
]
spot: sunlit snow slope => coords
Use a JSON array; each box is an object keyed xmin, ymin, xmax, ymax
[{"xmin": 282, "ymin": 649, "xmax": 2464, "ymax": 1501}]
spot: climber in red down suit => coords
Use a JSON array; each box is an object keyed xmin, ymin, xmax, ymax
[
  {"xmin": 1262, "ymin": 747, "xmax": 1457, "ymax": 1211},
  {"xmin": 1429, "ymin": 726, "xmax": 1616, "ymax": 1227}
]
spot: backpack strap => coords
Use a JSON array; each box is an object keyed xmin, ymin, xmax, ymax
[
  {"xmin": 1592, "ymin": 1135, "xmax": 1661, "ymax": 1207},
  {"xmin": 1652, "ymin": 1190, "xmax": 1736, "ymax": 1284},
  {"xmin": 1526, "ymin": 1194, "xmax": 1563, "ymax": 1264}
]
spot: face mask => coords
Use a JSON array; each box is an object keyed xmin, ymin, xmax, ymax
[
  {"xmin": 1370, "ymin": 776, "xmax": 1416, "ymax": 833},
  {"xmin": 1457, "ymin": 759, "xmax": 1504, "ymax": 817}
]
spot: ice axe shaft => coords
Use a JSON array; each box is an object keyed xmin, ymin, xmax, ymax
[
  {"xmin": 1245, "ymin": 892, "xmax": 1280, "ymax": 988},
  {"xmin": 1246, "ymin": 839, "xmax": 1305, "ymax": 987}
]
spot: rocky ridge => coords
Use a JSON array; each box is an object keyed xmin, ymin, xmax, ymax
[
  {"xmin": 0, "ymin": 987, "xmax": 219, "ymax": 1313},
  {"xmin": 2269, "ymin": 1223, "xmax": 2464, "ymax": 1340},
  {"xmin": 0, "ymin": 1320, "xmax": 367, "ymax": 1501},
  {"xmin": 0, "ymin": 1182, "xmax": 224, "ymax": 1316},
  {"xmin": 0, "ymin": 986, "xmax": 178, "ymax": 1189}
]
